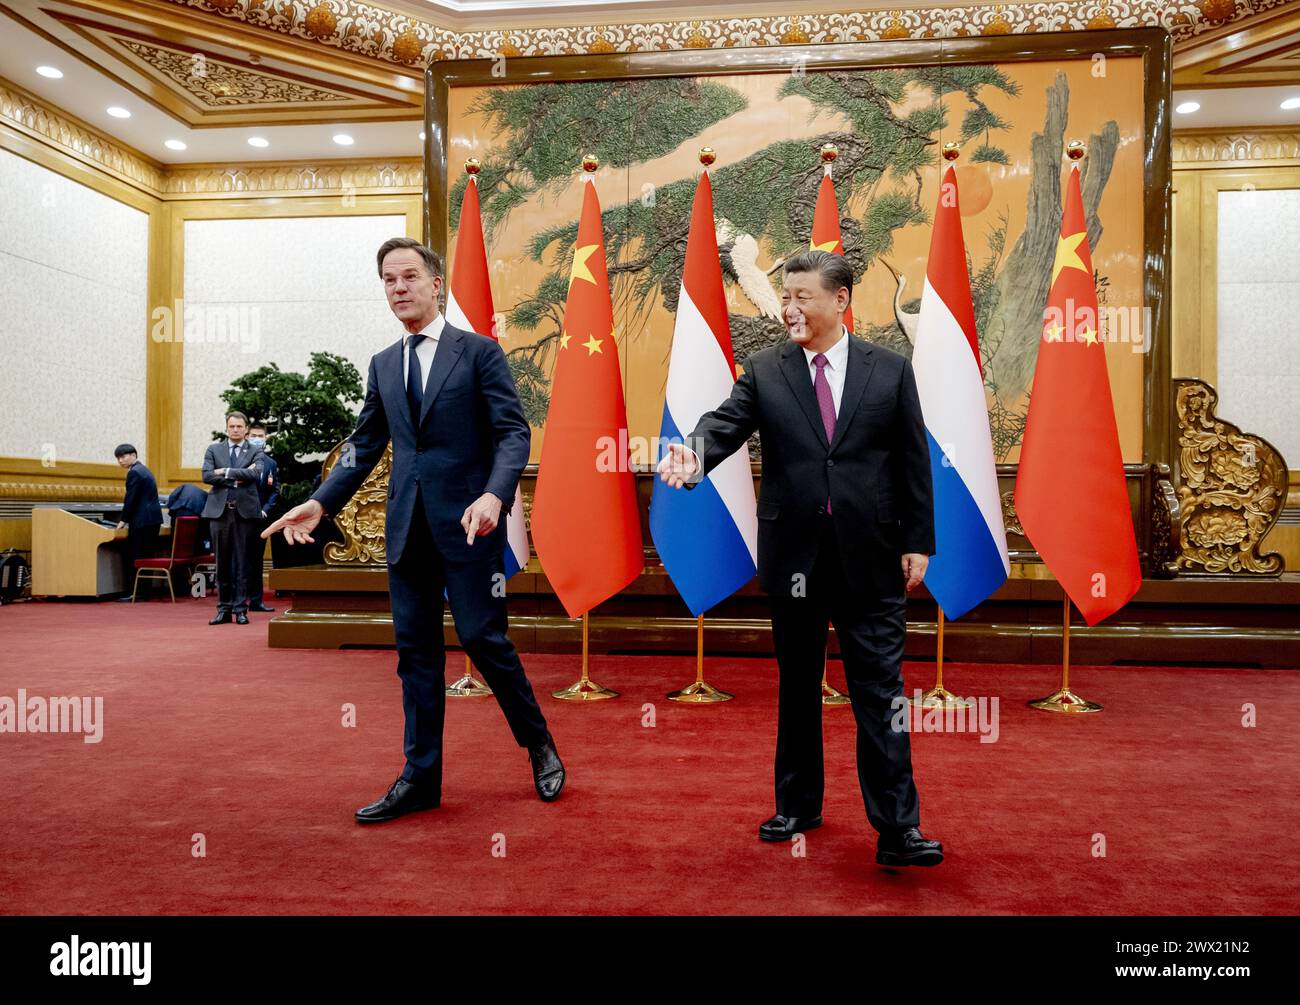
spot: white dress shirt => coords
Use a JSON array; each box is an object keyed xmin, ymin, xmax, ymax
[
  {"xmin": 401, "ymin": 313, "xmax": 445, "ymax": 393},
  {"xmin": 803, "ymin": 327, "xmax": 850, "ymax": 416}
]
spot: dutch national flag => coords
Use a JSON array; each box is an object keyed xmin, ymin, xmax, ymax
[
  {"xmin": 649, "ymin": 170, "xmax": 757, "ymax": 615},
  {"xmin": 912, "ymin": 166, "xmax": 1010, "ymax": 619},
  {"xmin": 447, "ymin": 172, "xmax": 530, "ymax": 578}
]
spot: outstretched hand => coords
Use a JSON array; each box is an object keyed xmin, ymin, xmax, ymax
[
  {"xmin": 262, "ymin": 499, "xmax": 324, "ymax": 545},
  {"xmin": 656, "ymin": 443, "xmax": 699, "ymax": 489}
]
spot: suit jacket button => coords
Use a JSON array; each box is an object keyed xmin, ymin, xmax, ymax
[{"xmin": 826, "ymin": 459, "xmax": 834, "ymax": 467}]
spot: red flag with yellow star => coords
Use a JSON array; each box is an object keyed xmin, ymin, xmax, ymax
[
  {"xmin": 810, "ymin": 173, "xmax": 854, "ymax": 332},
  {"xmin": 530, "ymin": 175, "xmax": 643, "ymax": 618},
  {"xmin": 1014, "ymin": 164, "xmax": 1140, "ymax": 625}
]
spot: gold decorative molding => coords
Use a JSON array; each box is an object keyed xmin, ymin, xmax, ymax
[
  {"xmin": 162, "ymin": 158, "xmax": 422, "ymax": 196},
  {"xmin": 1173, "ymin": 378, "xmax": 1287, "ymax": 576},
  {"xmin": 1, "ymin": 75, "xmax": 421, "ymax": 198},
  {"xmin": 0, "ymin": 77, "xmax": 165, "ymax": 195},
  {"xmin": 1173, "ymin": 129, "xmax": 1300, "ymax": 166},
  {"xmin": 321, "ymin": 441, "xmax": 390, "ymax": 566},
  {"xmin": 112, "ymin": 34, "xmax": 363, "ymax": 108},
  {"xmin": 156, "ymin": 0, "xmax": 1288, "ymax": 65},
  {"xmin": 0, "ymin": 482, "xmax": 123, "ymax": 501}
]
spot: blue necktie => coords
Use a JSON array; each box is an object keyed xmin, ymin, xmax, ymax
[{"xmin": 407, "ymin": 334, "xmax": 426, "ymax": 427}]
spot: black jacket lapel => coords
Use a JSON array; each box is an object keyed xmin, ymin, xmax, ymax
[
  {"xmin": 417, "ymin": 326, "xmax": 466, "ymax": 429},
  {"xmin": 828, "ymin": 337, "xmax": 876, "ymax": 454},
  {"xmin": 779, "ymin": 343, "xmax": 830, "ymax": 450}
]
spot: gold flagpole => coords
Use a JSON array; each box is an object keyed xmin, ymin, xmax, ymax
[
  {"xmin": 1029, "ymin": 594, "xmax": 1102, "ymax": 713},
  {"xmin": 668, "ymin": 614, "xmax": 733, "ymax": 703},
  {"xmin": 447, "ymin": 652, "xmax": 493, "ymax": 697},
  {"xmin": 822, "ymin": 625, "xmax": 850, "ymax": 706},
  {"xmin": 911, "ymin": 607, "xmax": 972, "ymax": 709},
  {"xmin": 553, "ymin": 611, "xmax": 618, "ymax": 701}
]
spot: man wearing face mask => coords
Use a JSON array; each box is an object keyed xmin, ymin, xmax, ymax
[{"xmin": 657, "ymin": 250, "xmax": 942, "ymax": 867}]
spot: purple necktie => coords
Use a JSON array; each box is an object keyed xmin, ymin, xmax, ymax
[{"xmin": 813, "ymin": 353, "xmax": 835, "ymax": 513}]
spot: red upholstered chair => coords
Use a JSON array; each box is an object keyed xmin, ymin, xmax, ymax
[{"xmin": 131, "ymin": 516, "xmax": 214, "ymax": 603}]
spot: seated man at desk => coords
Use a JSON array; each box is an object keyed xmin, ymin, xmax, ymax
[{"xmin": 114, "ymin": 443, "xmax": 163, "ymax": 601}]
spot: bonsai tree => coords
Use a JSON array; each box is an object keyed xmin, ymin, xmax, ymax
[{"xmin": 215, "ymin": 351, "xmax": 363, "ymax": 510}]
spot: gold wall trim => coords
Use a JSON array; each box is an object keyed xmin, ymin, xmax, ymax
[
  {"xmin": 163, "ymin": 158, "xmax": 422, "ymax": 196},
  {"xmin": 0, "ymin": 481, "xmax": 123, "ymax": 501},
  {"xmin": 1, "ymin": 76, "xmax": 421, "ymax": 199},
  {"xmin": 156, "ymin": 0, "xmax": 1288, "ymax": 65},
  {"xmin": 0, "ymin": 77, "xmax": 165, "ymax": 195},
  {"xmin": 1174, "ymin": 129, "xmax": 1300, "ymax": 167}
]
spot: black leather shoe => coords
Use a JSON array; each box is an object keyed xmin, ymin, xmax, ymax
[
  {"xmin": 209, "ymin": 611, "xmax": 231, "ymax": 625},
  {"xmin": 234, "ymin": 612, "xmax": 249, "ymax": 625},
  {"xmin": 876, "ymin": 826, "xmax": 944, "ymax": 867},
  {"xmin": 759, "ymin": 814, "xmax": 823, "ymax": 842},
  {"xmin": 528, "ymin": 737, "xmax": 565, "ymax": 801},
  {"xmin": 354, "ymin": 778, "xmax": 440, "ymax": 824},
  {"xmin": 248, "ymin": 603, "xmax": 276, "ymax": 613}
]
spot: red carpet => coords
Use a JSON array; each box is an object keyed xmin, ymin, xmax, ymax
[{"xmin": 1, "ymin": 596, "xmax": 1297, "ymax": 915}]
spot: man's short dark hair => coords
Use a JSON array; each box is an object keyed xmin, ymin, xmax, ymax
[
  {"xmin": 248, "ymin": 424, "xmax": 266, "ymax": 434},
  {"xmin": 783, "ymin": 249, "xmax": 853, "ymax": 296},
  {"xmin": 114, "ymin": 444, "xmax": 137, "ymax": 459},
  {"xmin": 225, "ymin": 411, "xmax": 248, "ymax": 425},
  {"xmin": 376, "ymin": 237, "xmax": 443, "ymax": 280}
]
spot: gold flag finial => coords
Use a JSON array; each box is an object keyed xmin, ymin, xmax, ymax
[
  {"xmin": 698, "ymin": 146, "xmax": 716, "ymax": 167},
  {"xmin": 819, "ymin": 142, "xmax": 839, "ymax": 164},
  {"xmin": 581, "ymin": 153, "xmax": 600, "ymax": 173},
  {"xmin": 1066, "ymin": 139, "xmax": 1086, "ymax": 161},
  {"xmin": 942, "ymin": 141, "xmax": 960, "ymax": 162},
  {"xmin": 465, "ymin": 157, "xmax": 481, "ymax": 175}
]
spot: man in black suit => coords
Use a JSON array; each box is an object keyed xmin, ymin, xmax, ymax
[
  {"xmin": 166, "ymin": 483, "xmax": 210, "ymax": 553},
  {"xmin": 201, "ymin": 412, "xmax": 265, "ymax": 625},
  {"xmin": 243, "ymin": 424, "xmax": 278, "ymax": 613},
  {"xmin": 114, "ymin": 444, "xmax": 162, "ymax": 601},
  {"xmin": 658, "ymin": 250, "xmax": 943, "ymax": 867},
  {"xmin": 264, "ymin": 237, "xmax": 562, "ymax": 823}
]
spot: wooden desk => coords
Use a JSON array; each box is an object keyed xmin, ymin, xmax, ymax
[{"xmin": 31, "ymin": 508, "xmax": 130, "ymax": 597}]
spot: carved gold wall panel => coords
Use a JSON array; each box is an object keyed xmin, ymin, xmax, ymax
[
  {"xmin": 1174, "ymin": 379, "xmax": 1287, "ymax": 575},
  {"xmin": 320, "ymin": 440, "xmax": 390, "ymax": 565}
]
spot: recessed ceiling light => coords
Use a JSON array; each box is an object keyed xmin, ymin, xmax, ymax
[
  {"xmin": 36, "ymin": 65, "xmax": 63, "ymax": 79},
  {"xmin": 164, "ymin": 139, "xmax": 188, "ymax": 151},
  {"xmin": 419, "ymin": 131, "xmax": 426, "ymax": 142},
  {"xmin": 1281, "ymin": 97, "xmax": 1300, "ymax": 111},
  {"xmin": 332, "ymin": 133, "xmax": 354, "ymax": 146},
  {"xmin": 1175, "ymin": 101, "xmax": 1200, "ymax": 115},
  {"xmin": 106, "ymin": 106, "xmax": 131, "ymax": 118},
  {"xmin": 247, "ymin": 136, "xmax": 269, "ymax": 148}
]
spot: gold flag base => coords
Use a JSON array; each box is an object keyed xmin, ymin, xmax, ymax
[
  {"xmin": 667, "ymin": 680, "xmax": 734, "ymax": 703},
  {"xmin": 1028, "ymin": 687, "xmax": 1103, "ymax": 714},
  {"xmin": 821, "ymin": 678, "xmax": 851, "ymax": 706},
  {"xmin": 552, "ymin": 678, "xmax": 619, "ymax": 701},
  {"xmin": 446, "ymin": 674, "xmax": 493, "ymax": 698},
  {"xmin": 910, "ymin": 685, "xmax": 973, "ymax": 709}
]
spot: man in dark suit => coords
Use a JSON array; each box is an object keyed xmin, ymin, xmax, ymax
[
  {"xmin": 264, "ymin": 237, "xmax": 562, "ymax": 824},
  {"xmin": 166, "ymin": 483, "xmax": 210, "ymax": 553},
  {"xmin": 243, "ymin": 424, "xmax": 278, "ymax": 613},
  {"xmin": 658, "ymin": 250, "xmax": 943, "ymax": 867},
  {"xmin": 114, "ymin": 444, "xmax": 163, "ymax": 601},
  {"xmin": 201, "ymin": 412, "xmax": 265, "ymax": 625}
]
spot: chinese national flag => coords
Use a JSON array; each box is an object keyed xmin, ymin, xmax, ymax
[
  {"xmin": 1014, "ymin": 164, "xmax": 1140, "ymax": 625},
  {"xmin": 530, "ymin": 176, "xmax": 643, "ymax": 618},
  {"xmin": 810, "ymin": 173, "xmax": 854, "ymax": 332}
]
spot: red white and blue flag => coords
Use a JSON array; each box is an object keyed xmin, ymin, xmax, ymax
[
  {"xmin": 911, "ymin": 166, "xmax": 1009, "ymax": 618},
  {"xmin": 447, "ymin": 174, "xmax": 530, "ymax": 578},
  {"xmin": 649, "ymin": 169, "xmax": 757, "ymax": 615}
]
